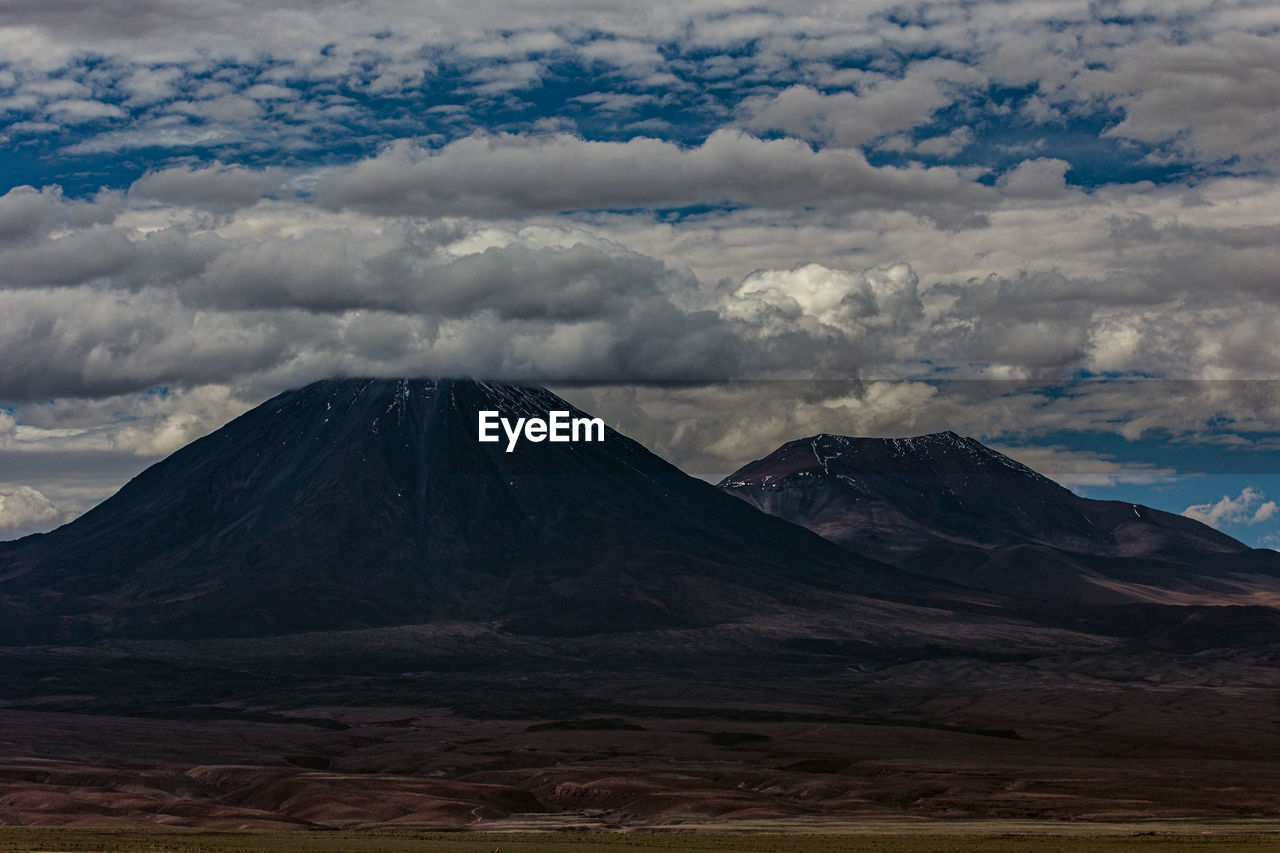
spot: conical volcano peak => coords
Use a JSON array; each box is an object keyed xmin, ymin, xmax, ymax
[
  {"xmin": 271, "ymin": 377, "xmax": 569, "ymax": 422},
  {"xmin": 253, "ymin": 377, "xmax": 609, "ymax": 464}
]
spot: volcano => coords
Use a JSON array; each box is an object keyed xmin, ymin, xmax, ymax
[
  {"xmin": 0, "ymin": 379, "xmax": 931, "ymax": 644},
  {"xmin": 719, "ymin": 432, "xmax": 1280, "ymax": 605}
]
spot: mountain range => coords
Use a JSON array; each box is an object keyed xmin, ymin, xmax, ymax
[
  {"xmin": 719, "ymin": 431, "xmax": 1280, "ymax": 607},
  {"xmin": 4, "ymin": 378, "xmax": 1280, "ymax": 827},
  {"xmin": 4, "ymin": 378, "xmax": 1279, "ymax": 649}
]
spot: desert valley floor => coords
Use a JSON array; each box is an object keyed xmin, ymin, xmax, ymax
[{"xmin": 1, "ymin": 627, "xmax": 1279, "ymax": 830}]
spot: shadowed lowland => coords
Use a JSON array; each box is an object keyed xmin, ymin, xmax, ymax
[{"xmin": 1, "ymin": 379, "xmax": 1279, "ymax": 833}]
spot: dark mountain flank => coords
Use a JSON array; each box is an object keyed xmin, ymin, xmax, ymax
[
  {"xmin": 719, "ymin": 432, "xmax": 1280, "ymax": 605},
  {"xmin": 0, "ymin": 379, "xmax": 928, "ymax": 644}
]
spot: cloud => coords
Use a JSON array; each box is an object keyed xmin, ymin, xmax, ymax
[
  {"xmin": 0, "ymin": 218, "xmax": 746, "ymax": 396},
  {"xmin": 556, "ymin": 380, "xmax": 948, "ymax": 477},
  {"xmin": 988, "ymin": 445, "xmax": 1177, "ymax": 491},
  {"xmin": 129, "ymin": 162, "xmax": 287, "ymax": 212},
  {"xmin": 1091, "ymin": 31, "xmax": 1280, "ymax": 167},
  {"xmin": 317, "ymin": 130, "xmax": 996, "ymax": 226},
  {"xmin": 3, "ymin": 385, "xmax": 252, "ymax": 456},
  {"xmin": 4, "ymin": 166, "xmax": 1280, "ymax": 400},
  {"xmin": 559, "ymin": 379, "xmax": 1280, "ymax": 479},
  {"xmin": 724, "ymin": 262, "xmax": 922, "ymax": 340},
  {"xmin": 0, "ymin": 226, "xmax": 136, "ymax": 288},
  {"xmin": 577, "ymin": 38, "xmax": 664, "ymax": 73},
  {"xmin": 739, "ymin": 59, "xmax": 987, "ymax": 146},
  {"xmin": 241, "ymin": 83, "xmax": 296, "ymax": 101},
  {"xmin": 912, "ymin": 127, "xmax": 973, "ymax": 158},
  {"xmin": 118, "ymin": 65, "xmax": 183, "ymax": 105},
  {"xmin": 1184, "ymin": 486, "xmax": 1279, "ymax": 528},
  {"xmin": 0, "ymin": 6, "xmax": 1278, "ymax": 399},
  {"xmin": 998, "ymin": 158, "xmax": 1072, "ymax": 199},
  {"xmin": 468, "ymin": 60, "xmax": 546, "ymax": 94},
  {"xmin": 0, "ymin": 484, "xmax": 62, "ymax": 537},
  {"xmin": 44, "ymin": 98, "xmax": 126, "ymax": 122},
  {"xmin": 168, "ymin": 94, "xmax": 262, "ymax": 122},
  {"xmin": 0, "ymin": 185, "xmax": 64, "ymax": 241},
  {"xmin": 0, "ymin": 0, "xmax": 1273, "ymax": 189}
]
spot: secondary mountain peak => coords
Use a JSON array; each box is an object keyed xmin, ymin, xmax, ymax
[{"xmin": 720, "ymin": 430, "xmax": 1277, "ymax": 605}]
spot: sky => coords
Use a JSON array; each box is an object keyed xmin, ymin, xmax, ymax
[{"xmin": 2, "ymin": 0, "xmax": 1280, "ymax": 546}]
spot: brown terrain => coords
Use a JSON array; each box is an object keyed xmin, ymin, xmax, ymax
[{"xmin": 1, "ymin": 624, "xmax": 1278, "ymax": 828}]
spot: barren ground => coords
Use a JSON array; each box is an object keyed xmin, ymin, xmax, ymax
[{"xmin": 1, "ymin": 631, "xmax": 1278, "ymax": 831}]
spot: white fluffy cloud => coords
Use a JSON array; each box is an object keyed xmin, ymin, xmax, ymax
[
  {"xmin": 1184, "ymin": 487, "xmax": 1279, "ymax": 528},
  {"xmin": 0, "ymin": 485, "xmax": 61, "ymax": 537},
  {"xmin": 726, "ymin": 263, "xmax": 921, "ymax": 335}
]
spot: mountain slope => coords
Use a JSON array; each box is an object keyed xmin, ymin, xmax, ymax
[
  {"xmin": 0, "ymin": 380, "xmax": 931, "ymax": 643},
  {"xmin": 719, "ymin": 432, "xmax": 1280, "ymax": 605}
]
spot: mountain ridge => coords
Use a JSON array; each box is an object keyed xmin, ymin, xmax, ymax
[{"xmin": 719, "ymin": 430, "xmax": 1280, "ymax": 605}]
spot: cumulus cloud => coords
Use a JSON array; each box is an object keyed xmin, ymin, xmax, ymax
[
  {"xmin": 0, "ymin": 215, "xmax": 744, "ymax": 395},
  {"xmin": 44, "ymin": 98, "xmax": 125, "ymax": 122},
  {"xmin": 723, "ymin": 263, "xmax": 922, "ymax": 351},
  {"xmin": 1184, "ymin": 487, "xmax": 1279, "ymax": 528},
  {"xmin": 0, "ymin": 485, "xmax": 62, "ymax": 537}
]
